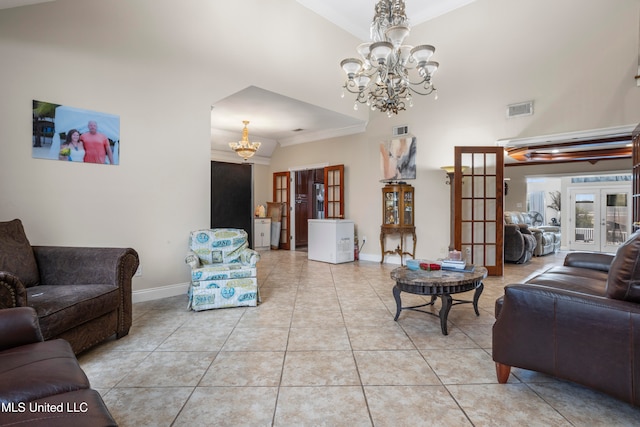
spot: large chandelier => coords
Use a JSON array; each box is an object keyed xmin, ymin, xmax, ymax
[
  {"xmin": 229, "ymin": 120, "xmax": 261, "ymax": 160},
  {"xmin": 340, "ymin": 0, "xmax": 439, "ymax": 116}
]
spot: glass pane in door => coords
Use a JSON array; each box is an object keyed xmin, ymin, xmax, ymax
[
  {"xmin": 574, "ymin": 193, "xmax": 595, "ymax": 245},
  {"xmin": 605, "ymin": 192, "xmax": 628, "ymax": 246},
  {"xmin": 384, "ymin": 191, "xmax": 399, "ymax": 225},
  {"xmin": 403, "ymin": 191, "xmax": 413, "ymax": 225}
]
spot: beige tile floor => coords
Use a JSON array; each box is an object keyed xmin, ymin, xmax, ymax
[{"xmin": 78, "ymin": 250, "xmax": 640, "ymax": 426}]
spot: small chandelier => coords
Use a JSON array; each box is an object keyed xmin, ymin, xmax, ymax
[
  {"xmin": 340, "ymin": 0, "xmax": 439, "ymax": 116},
  {"xmin": 229, "ymin": 120, "xmax": 261, "ymax": 160}
]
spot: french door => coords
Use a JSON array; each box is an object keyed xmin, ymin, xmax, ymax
[
  {"xmin": 274, "ymin": 165, "xmax": 344, "ymax": 250},
  {"xmin": 568, "ymin": 186, "xmax": 631, "ymax": 253},
  {"xmin": 324, "ymin": 165, "xmax": 345, "ymax": 219},
  {"xmin": 273, "ymin": 171, "xmax": 290, "ymax": 250},
  {"xmin": 454, "ymin": 146, "xmax": 504, "ymax": 276}
]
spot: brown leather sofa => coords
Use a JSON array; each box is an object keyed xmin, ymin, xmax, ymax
[
  {"xmin": 0, "ymin": 219, "xmax": 139, "ymax": 354},
  {"xmin": 493, "ymin": 231, "xmax": 640, "ymax": 406},
  {"xmin": 0, "ymin": 307, "xmax": 117, "ymax": 426}
]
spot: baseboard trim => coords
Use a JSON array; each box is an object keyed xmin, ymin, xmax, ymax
[
  {"xmin": 132, "ymin": 282, "xmax": 190, "ymax": 303},
  {"xmin": 358, "ymin": 253, "xmax": 402, "ymax": 264}
]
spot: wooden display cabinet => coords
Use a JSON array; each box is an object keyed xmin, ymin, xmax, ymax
[{"xmin": 380, "ymin": 183, "xmax": 416, "ymax": 264}]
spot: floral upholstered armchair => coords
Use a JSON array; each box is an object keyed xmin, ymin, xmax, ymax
[{"xmin": 185, "ymin": 228, "xmax": 260, "ymax": 311}]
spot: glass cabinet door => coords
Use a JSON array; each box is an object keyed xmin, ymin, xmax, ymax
[
  {"xmin": 384, "ymin": 190, "xmax": 399, "ymax": 225},
  {"xmin": 403, "ymin": 190, "xmax": 413, "ymax": 225},
  {"xmin": 382, "ymin": 184, "xmax": 414, "ymax": 227}
]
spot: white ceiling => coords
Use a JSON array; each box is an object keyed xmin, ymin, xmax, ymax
[
  {"xmin": 210, "ymin": 86, "xmax": 367, "ymax": 158},
  {"xmin": 209, "ymin": 1, "xmax": 477, "ymax": 158},
  {"xmin": 295, "ymin": 0, "xmax": 477, "ymax": 41}
]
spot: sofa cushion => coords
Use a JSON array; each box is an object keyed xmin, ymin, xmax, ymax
[
  {"xmin": 0, "ymin": 219, "xmax": 40, "ymax": 287},
  {"xmin": 524, "ymin": 267, "xmax": 608, "ymax": 297},
  {"xmin": 0, "ymin": 339, "xmax": 89, "ymax": 403},
  {"xmin": 27, "ymin": 284, "xmax": 120, "ymax": 340},
  {"xmin": 189, "ymin": 229, "xmax": 249, "ymax": 265},
  {"xmin": 606, "ymin": 231, "xmax": 640, "ymax": 303}
]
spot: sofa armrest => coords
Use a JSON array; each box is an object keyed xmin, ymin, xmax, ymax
[
  {"xmin": 33, "ymin": 246, "xmax": 138, "ymax": 286},
  {"xmin": 563, "ymin": 251, "xmax": 613, "ymax": 272},
  {"xmin": 493, "ymin": 283, "xmax": 640, "ymax": 404},
  {"xmin": 519, "ymin": 225, "xmax": 533, "ymax": 235},
  {"xmin": 0, "ymin": 307, "xmax": 43, "ymax": 351},
  {"xmin": 537, "ymin": 225, "xmax": 560, "ymax": 233},
  {"xmin": 0, "ymin": 271, "xmax": 28, "ymax": 309},
  {"xmin": 185, "ymin": 250, "xmax": 202, "ymax": 269},
  {"xmin": 240, "ymin": 248, "xmax": 260, "ymax": 266}
]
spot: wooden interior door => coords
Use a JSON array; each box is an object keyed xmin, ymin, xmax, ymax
[
  {"xmin": 324, "ymin": 165, "xmax": 345, "ymax": 219},
  {"xmin": 273, "ymin": 171, "xmax": 290, "ymax": 250},
  {"xmin": 454, "ymin": 147, "xmax": 504, "ymax": 276}
]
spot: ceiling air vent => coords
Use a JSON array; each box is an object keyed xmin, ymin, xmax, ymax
[
  {"xmin": 507, "ymin": 101, "xmax": 534, "ymax": 118},
  {"xmin": 392, "ymin": 125, "xmax": 409, "ymax": 136}
]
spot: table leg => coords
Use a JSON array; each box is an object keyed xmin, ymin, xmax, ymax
[
  {"xmin": 439, "ymin": 294, "xmax": 453, "ymax": 335},
  {"xmin": 411, "ymin": 230, "xmax": 417, "ymax": 259},
  {"xmin": 472, "ymin": 282, "xmax": 484, "ymax": 316},
  {"xmin": 393, "ymin": 285, "xmax": 402, "ymax": 321}
]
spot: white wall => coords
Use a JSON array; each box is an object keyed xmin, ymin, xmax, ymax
[
  {"xmin": 0, "ymin": 0, "xmax": 361, "ymax": 299},
  {"xmin": 526, "ymin": 178, "xmax": 562, "ymax": 223},
  {"xmin": 1, "ymin": 0, "xmax": 639, "ymax": 300}
]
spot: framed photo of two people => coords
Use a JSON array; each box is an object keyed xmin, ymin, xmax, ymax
[{"xmin": 32, "ymin": 100, "xmax": 120, "ymax": 166}]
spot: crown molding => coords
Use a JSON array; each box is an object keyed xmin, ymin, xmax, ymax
[{"xmin": 278, "ymin": 122, "xmax": 368, "ymax": 147}]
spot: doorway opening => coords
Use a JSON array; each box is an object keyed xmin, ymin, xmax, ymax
[
  {"xmin": 275, "ymin": 164, "xmax": 344, "ymax": 251},
  {"xmin": 525, "ymin": 173, "xmax": 632, "ymax": 253},
  {"xmin": 568, "ymin": 186, "xmax": 631, "ymax": 253},
  {"xmin": 294, "ymin": 168, "xmax": 325, "ymax": 250}
]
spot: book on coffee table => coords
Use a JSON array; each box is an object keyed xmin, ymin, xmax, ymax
[{"xmin": 441, "ymin": 260, "xmax": 475, "ymax": 272}]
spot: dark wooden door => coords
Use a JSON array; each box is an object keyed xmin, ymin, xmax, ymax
[{"xmin": 211, "ymin": 161, "xmax": 253, "ymax": 247}]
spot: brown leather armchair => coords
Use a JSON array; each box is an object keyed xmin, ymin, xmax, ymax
[
  {"xmin": 0, "ymin": 307, "xmax": 117, "ymax": 426},
  {"xmin": 493, "ymin": 232, "xmax": 640, "ymax": 406}
]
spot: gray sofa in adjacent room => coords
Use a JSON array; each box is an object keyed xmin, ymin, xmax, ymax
[{"xmin": 504, "ymin": 211, "xmax": 561, "ymax": 256}]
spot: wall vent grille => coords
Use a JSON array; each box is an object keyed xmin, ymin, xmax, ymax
[
  {"xmin": 392, "ymin": 125, "xmax": 409, "ymax": 136},
  {"xmin": 507, "ymin": 101, "xmax": 534, "ymax": 118}
]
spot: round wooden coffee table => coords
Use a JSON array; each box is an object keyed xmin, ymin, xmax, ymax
[{"xmin": 391, "ymin": 266, "xmax": 488, "ymax": 335}]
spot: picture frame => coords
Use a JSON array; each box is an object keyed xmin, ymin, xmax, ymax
[
  {"xmin": 32, "ymin": 100, "xmax": 120, "ymax": 165},
  {"xmin": 379, "ymin": 135, "xmax": 416, "ymax": 181}
]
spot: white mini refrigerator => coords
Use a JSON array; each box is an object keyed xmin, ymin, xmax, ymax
[{"xmin": 307, "ymin": 219, "xmax": 355, "ymax": 264}]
